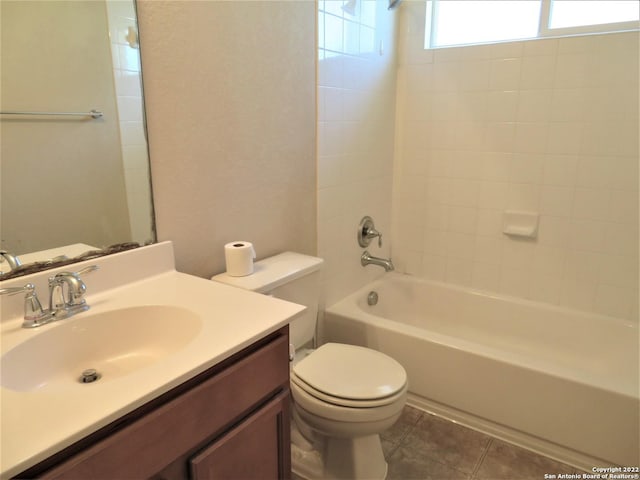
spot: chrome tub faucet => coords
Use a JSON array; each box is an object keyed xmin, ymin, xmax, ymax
[{"xmin": 361, "ymin": 250, "xmax": 394, "ymax": 272}]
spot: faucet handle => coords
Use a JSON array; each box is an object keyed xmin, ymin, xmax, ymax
[
  {"xmin": 50, "ymin": 264, "xmax": 98, "ymax": 283},
  {"xmin": 0, "ymin": 284, "xmax": 33, "ymax": 297},
  {"xmin": 76, "ymin": 264, "xmax": 99, "ymax": 276},
  {"xmin": 374, "ymin": 231, "xmax": 383, "ymax": 248},
  {"xmin": 0, "ymin": 283, "xmax": 50, "ymax": 327},
  {"xmin": 358, "ymin": 216, "xmax": 384, "ymax": 248}
]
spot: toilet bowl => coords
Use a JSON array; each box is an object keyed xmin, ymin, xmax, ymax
[
  {"xmin": 290, "ymin": 343, "xmax": 407, "ymax": 479},
  {"xmin": 212, "ymin": 253, "xmax": 408, "ymax": 479}
]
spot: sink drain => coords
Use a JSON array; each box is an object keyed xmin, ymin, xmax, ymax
[
  {"xmin": 367, "ymin": 291, "xmax": 379, "ymax": 306},
  {"xmin": 79, "ymin": 369, "xmax": 101, "ymax": 384}
]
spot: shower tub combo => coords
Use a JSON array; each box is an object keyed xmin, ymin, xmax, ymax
[{"xmin": 323, "ymin": 274, "xmax": 639, "ymax": 469}]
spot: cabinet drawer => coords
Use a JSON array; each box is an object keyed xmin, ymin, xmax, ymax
[{"xmin": 38, "ymin": 332, "xmax": 289, "ymax": 480}]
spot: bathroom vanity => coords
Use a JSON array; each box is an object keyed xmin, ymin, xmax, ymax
[
  {"xmin": 18, "ymin": 327, "xmax": 291, "ymax": 479},
  {"xmin": 0, "ymin": 242, "xmax": 304, "ymax": 480}
]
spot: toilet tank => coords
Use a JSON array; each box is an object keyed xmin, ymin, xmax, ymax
[{"xmin": 211, "ymin": 252, "xmax": 323, "ymax": 349}]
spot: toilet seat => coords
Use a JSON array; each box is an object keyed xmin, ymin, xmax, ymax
[
  {"xmin": 291, "ymin": 373, "xmax": 407, "ymax": 408},
  {"xmin": 292, "ymin": 343, "xmax": 407, "ymax": 408}
]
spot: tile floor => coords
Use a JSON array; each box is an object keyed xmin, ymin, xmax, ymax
[{"xmin": 382, "ymin": 406, "xmax": 580, "ymax": 480}]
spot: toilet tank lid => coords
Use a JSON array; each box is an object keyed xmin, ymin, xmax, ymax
[{"xmin": 211, "ymin": 251, "xmax": 323, "ymax": 293}]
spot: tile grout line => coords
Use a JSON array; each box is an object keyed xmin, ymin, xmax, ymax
[
  {"xmin": 385, "ymin": 408, "xmax": 425, "ymax": 459},
  {"xmin": 469, "ymin": 437, "xmax": 493, "ymax": 479},
  {"xmin": 394, "ymin": 410, "xmax": 425, "ymax": 455}
]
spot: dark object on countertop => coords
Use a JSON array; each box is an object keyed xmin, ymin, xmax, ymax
[{"xmin": 0, "ymin": 242, "xmax": 141, "ymax": 280}]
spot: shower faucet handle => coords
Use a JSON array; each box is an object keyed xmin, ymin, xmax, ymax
[
  {"xmin": 371, "ymin": 231, "xmax": 382, "ymax": 247},
  {"xmin": 358, "ymin": 216, "xmax": 383, "ymax": 248}
]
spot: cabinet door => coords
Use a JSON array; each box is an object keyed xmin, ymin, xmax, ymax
[{"xmin": 190, "ymin": 390, "xmax": 291, "ymax": 480}]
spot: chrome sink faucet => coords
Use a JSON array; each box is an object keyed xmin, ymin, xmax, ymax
[
  {"xmin": 361, "ymin": 251, "xmax": 394, "ymax": 272},
  {"xmin": 48, "ymin": 265, "xmax": 98, "ymax": 319},
  {"xmin": 0, "ymin": 265, "xmax": 98, "ymax": 328},
  {"xmin": 0, "ymin": 250, "xmax": 22, "ymax": 272}
]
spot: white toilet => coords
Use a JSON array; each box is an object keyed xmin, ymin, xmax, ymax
[{"xmin": 212, "ymin": 252, "xmax": 408, "ymax": 480}]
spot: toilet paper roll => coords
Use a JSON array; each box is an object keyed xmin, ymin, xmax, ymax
[{"xmin": 224, "ymin": 241, "xmax": 256, "ymax": 277}]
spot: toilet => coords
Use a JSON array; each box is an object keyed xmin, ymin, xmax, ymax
[{"xmin": 212, "ymin": 252, "xmax": 408, "ymax": 480}]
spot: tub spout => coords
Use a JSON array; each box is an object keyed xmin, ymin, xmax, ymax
[{"xmin": 361, "ymin": 250, "xmax": 394, "ymax": 272}]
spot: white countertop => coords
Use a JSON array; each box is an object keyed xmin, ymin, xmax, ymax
[{"xmin": 0, "ymin": 242, "xmax": 305, "ymax": 478}]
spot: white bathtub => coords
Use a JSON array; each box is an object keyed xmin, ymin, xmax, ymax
[{"xmin": 323, "ymin": 273, "xmax": 639, "ymax": 469}]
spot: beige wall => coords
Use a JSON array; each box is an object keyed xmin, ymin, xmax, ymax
[
  {"xmin": 137, "ymin": 1, "xmax": 316, "ymax": 278},
  {"xmin": 394, "ymin": 1, "xmax": 639, "ymax": 320},
  {"xmin": 1, "ymin": 1, "xmax": 131, "ymax": 254}
]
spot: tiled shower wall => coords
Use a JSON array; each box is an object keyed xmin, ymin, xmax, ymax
[
  {"xmin": 393, "ymin": 2, "xmax": 639, "ymax": 321},
  {"xmin": 318, "ymin": 0, "xmax": 399, "ymax": 307}
]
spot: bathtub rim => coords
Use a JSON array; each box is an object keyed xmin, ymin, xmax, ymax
[
  {"xmin": 325, "ymin": 272, "xmax": 639, "ymax": 400},
  {"xmin": 331, "ymin": 272, "xmax": 637, "ymax": 328}
]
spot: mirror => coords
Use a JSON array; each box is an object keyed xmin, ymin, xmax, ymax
[{"xmin": 0, "ymin": 0, "xmax": 155, "ymax": 279}]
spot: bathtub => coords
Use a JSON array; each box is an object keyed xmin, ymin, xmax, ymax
[{"xmin": 323, "ymin": 273, "xmax": 639, "ymax": 469}]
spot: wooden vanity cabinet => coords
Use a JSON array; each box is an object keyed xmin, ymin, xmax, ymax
[{"xmin": 17, "ymin": 327, "xmax": 291, "ymax": 480}]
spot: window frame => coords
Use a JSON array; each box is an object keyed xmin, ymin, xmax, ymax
[{"xmin": 425, "ymin": 0, "xmax": 640, "ymax": 49}]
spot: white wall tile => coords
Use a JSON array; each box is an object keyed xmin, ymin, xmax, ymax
[
  {"xmin": 547, "ymin": 122, "xmax": 583, "ymax": 154},
  {"xmin": 609, "ymin": 189, "xmax": 639, "ymax": 224},
  {"xmin": 394, "ymin": 26, "xmax": 638, "ymax": 319},
  {"xmin": 520, "ymin": 55, "xmax": 556, "ymax": 89},
  {"xmin": 319, "ymin": 0, "xmax": 398, "ymax": 306},
  {"xmin": 542, "ymin": 155, "xmax": 578, "ymax": 186},
  {"xmin": 509, "ymin": 154, "xmax": 544, "ymax": 184},
  {"xmin": 594, "ymin": 284, "xmax": 635, "ymax": 319},
  {"xmin": 486, "ymin": 122, "xmax": 516, "ymax": 152},
  {"xmin": 479, "ymin": 181, "xmax": 509, "ymax": 209},
  {"xmin": 481, "ymin": 153, "xmax": 512, "ymax": 181},
  {"xmin": 539, "ymin": 185, "xmax": 573, "ymax": 217},
  {"xmin": 490, "ymin": 58, "xmax": 522, "ymax": 91},
  {"xmin": 499, "ymin": 266, "xmax": 531, "ymax": 298},
  {"xmin": 576, "ymin": 156, "xmax": 613, "ymax": 189},
  {"xmin": 569, "ymin": 220, "xmax": 607, "ymax": 252},
  {"xmin": 529, "ymin": 273, "xmax": 562, "ymax": 304},
  {"xmin": 518, "ymin": 89, "xmax": 552, "ymax": 122},
  {"xmin": 447, "ymin": 206, "xmax": 478, "ymax": 234},
  {"xmin": 506, "ymin": 183, "xmax": 539, "ymax": 210},
  {"xmin": 474, "ymin": 236, "xmax": 503, "ymax": 264},
  {"xmin": 476, "ymin": 208, "xmax": 504, "ymax": 236},
  {"xmin": 554, "ymin": 53, "xmax": 588, "ymax": 88},
  {"xmin": 472, "ymin": 261, "xmax": 501, "ymax": 292},
  {"xmin": 537, "ymin": 216, "xmax": 569, "ymax": 247},
  {"xmin": 502, "ymin": 238, "xmax": 536, "ymax": 270},
  {"xmin": 445, "ymin": 256, "xmax": 473, "ymax": 286},
  {"xmin": 514, "ymin": 122, "xmax": 548, "ymax": 153},
  {"xmin": 487, "ymin": 91, "xmax": 519, "ymax": 122},
  {"xmin": 572, "ymin": 187, "xmax": 611, "ymax": 221}
]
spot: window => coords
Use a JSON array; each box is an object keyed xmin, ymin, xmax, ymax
[{"xmin": 425, "ymin": 0, "xmax": 640, "ymax": 49}]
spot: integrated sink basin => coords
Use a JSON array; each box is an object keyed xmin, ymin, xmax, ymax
[{"xmin": 1, "ymin": 305, "xmax": 202, "ymax": 392}]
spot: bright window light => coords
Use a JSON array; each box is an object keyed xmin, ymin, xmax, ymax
[
  {"xmin": 428, "ymin": 1, "xmax": 541, "ymax": 48},
  {"xmin": 425, "ymin": 0, "xmax": 640, "ymax": 50},
  {"xmin": 549, "ymin": 0, "xmax": 640, "ymax": 29}
]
